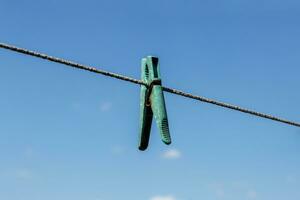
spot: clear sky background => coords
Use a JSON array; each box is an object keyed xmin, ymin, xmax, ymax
[{"xmin": 1, "ymin": 0, "xmax": 300, "ymax": 200}]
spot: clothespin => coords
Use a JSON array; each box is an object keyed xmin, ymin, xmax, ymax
[{"xmin": 138, "ymin": 56, "xmax": 171, "ymax": 151}]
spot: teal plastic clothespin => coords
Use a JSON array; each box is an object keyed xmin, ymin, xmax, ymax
[{"xmin": 138, "ymin": 56, "xmax": 171, "ymax": 151}]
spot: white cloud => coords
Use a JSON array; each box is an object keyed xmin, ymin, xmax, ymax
[
  {"xmin": 150, "ymin": 195, "xmax": 176, "ymax": 200},
  {"xmin": 161, "ymin": 149, "xmax": 182, "ymax": 159},
  {"xmin": 100, "ymin": 102, "xmax": 112, "ymax": 112}
]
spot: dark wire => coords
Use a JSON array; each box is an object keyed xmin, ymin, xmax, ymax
[{"xmin": 1, "ymin": 42, "xmax": 299, "ymax": 128}]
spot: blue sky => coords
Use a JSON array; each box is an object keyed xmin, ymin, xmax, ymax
[{"xmin": 1, "ymin": 0, "xmax": 300, "ymax": 200}]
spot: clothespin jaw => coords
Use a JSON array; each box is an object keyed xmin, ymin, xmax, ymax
[{"xmin": 138, "ymin": 56, "xmax": 171, "ymax": 151}]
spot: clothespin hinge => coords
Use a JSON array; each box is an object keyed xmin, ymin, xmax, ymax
[{"xmin": 145, "ymin": 79, "xmax": 162, "ymax": 106}]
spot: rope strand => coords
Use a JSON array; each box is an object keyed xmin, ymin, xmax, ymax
[{"xmin": 1, "ymin": 42, "xmax": 299, "ymax": 128}]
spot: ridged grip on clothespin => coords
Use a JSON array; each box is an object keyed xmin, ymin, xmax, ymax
[{"xmin": 146, "ymin": 56, "xmax": 171, "ymax": 145}]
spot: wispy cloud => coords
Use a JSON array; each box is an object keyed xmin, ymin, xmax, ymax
[
  {"xmin": 111, "ymin": 145, "xmax": 125, "ymax": 155},
  {"xmin": 24, "ymin": 146, "xmax": 34, "ymax": 158},
  {"xmin": 100, "ymin": 102, "xmax": 112, "ymax": 112},
  {"xmin": 209, "ymin": 181, "xmax": 258, "ymax": 199},
  {"xmin": 71, "ymin": 102, "xmax": 81, "ymax": 110},
  {"xmin": 161, "ymin": 149, "xmax": 182, "ymax": 159},
  {"xmin": 15, "ymin": 168, "xmax": 33, "ymax": 180},
  {"xmin": 231, "ymin": 180, "xmax": 247, "ymax": 189},
  {"xmin": 286, "ymin": 175, "xmax": 296, "ymax": 183},
  {"xmin": 209, "ymin": 182, "xmax": 225, "ymax": 199},
  {"xmin": 246, "ymin": 189, "xmax": 257, "ymax": 199},
  {"xmin": 216, "ymin": 188, "xmax": 225, "ymax": 198},
  {"xmin": 150, "ymin": 195, "xmax": 176, "ymax": 200}
]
